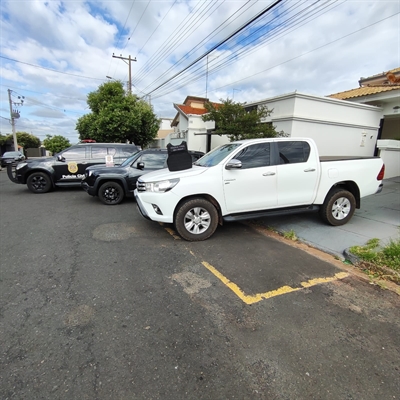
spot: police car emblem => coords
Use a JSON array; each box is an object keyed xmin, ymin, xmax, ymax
[{"xmin": 68, "ymin": 162, "xmax": 78, "ymax": 173}]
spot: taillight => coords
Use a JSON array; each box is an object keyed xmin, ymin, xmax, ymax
[{"xmin": 377, "ymin": 164, "xmax": 385, "ymax": 180}]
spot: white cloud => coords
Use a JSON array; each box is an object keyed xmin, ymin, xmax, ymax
[{"xmin": 1, "ymin": 0, "xmax": 399, "ymax": 144}]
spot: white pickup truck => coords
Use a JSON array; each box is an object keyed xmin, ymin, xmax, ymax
[{"xmin": 134, "ymin": 138, "xmax": 384, "ymax": 241}]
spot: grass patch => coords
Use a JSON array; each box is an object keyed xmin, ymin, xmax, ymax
[
  {"xmin": 283, "ymin": 229, "xmax": 297, "ymax": 241},
  {"xmin": 349, "ymin": 237, "xmax": 400, "ymax": 284}
]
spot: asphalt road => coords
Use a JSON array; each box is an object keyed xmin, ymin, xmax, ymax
[{"xmin": 0, "ymin": 170, "xmax": 399, "ymax": 400}]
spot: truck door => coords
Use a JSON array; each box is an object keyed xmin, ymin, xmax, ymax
[
  {"xmin": 54, "ymin": 146, "xmax": 87, "ymax": 183},
  {"xmin": 222, "ymin": 142, "xmax": 277, "ymax": 213},
  {"xmin": 275, "ymin": 140, "xmax": 319, "ymax": 206}
]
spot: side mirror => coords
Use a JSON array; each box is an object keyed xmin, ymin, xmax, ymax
[
  {"xmin": 137, "ymin": 162, "xmax": 145, "ymax": 170},
  {"xmin": 57, "ymin": 155, "xmax": 65, "ymax": 162},
  {"xmin": 225, "ymin": 159, "xmax": 242, "ymax": 170}
]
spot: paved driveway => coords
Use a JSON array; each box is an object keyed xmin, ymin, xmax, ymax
[
  {"xmin": 253, "ymin": 177, "xmax": 400, "ymax": 258},
  {"xmin": 0, "ymin": 171, "xmax": 399, "ymax": 399}
]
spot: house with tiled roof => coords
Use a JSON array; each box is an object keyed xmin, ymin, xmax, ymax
[
  {"xmin": 157, "ymin": 96, "xmax": 229, "ymax": 153},
  {"xmin": 154, "ymin": 69, "xmax": 398, "ymax": 177},
  {"xmin": 329, "ymin": 67, "xmax": 400, "ymax": 142},
  {"xmin": 240, "ymin": 67, "xmax": 399, "ymax": 177}
]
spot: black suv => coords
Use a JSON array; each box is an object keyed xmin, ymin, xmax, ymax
[
  {"xmin": 8, "ymin": 143, "xmax": 139, "ymax": 193},
  {"xmin": 81, "ymin": 148, "xmax": 204, "ymax": 205}
]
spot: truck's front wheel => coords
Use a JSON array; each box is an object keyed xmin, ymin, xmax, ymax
[
  {"xmin": 98, "ymin": 181, "xmax": 124, "ymax": 205},
  {"xmin": 320, "ymin": 188, "xmax": 356, "ymax": 226},
  {"xmin": 175, "ymin": 198, "xmax": 218, "ymax": 241}
]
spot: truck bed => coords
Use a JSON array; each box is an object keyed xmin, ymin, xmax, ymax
[{"xmin": 319, "ymin": 156, "xmax": 380, "ymax": 162}]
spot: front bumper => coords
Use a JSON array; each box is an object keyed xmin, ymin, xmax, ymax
[
  {"xmin": 81, "ymin": 181, "xmax": 96, "ymax": 196},
  {"xmin": 133, "ymin": 189, "xmax": 176, "ymax": 223},
  {"xmin": 6, "ymin": 164, "xmax": 20, "ymax": 183}
]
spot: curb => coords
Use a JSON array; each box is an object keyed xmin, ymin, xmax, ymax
[{"xmin": 343, "ymin": 248, "xmax": 360, "ymax": 265}]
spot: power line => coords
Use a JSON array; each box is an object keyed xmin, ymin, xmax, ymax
[
  {"xmin": 132, "ymin": 0, "xmax": 220, "ymax": 84},
  {"xmin": 212, "ymin": 12, "xmax": 400, "ymax": 92},
  {"xmin": 138, "ymin": 0, "xmax": 254, "ymax": 92},
  {"xmin": 144, "ymin": 0, "xmax": 285, "ymax": 96},
  {"xmin": 0, "ymin": 56, "xmax": 105, "ymax": 81}
]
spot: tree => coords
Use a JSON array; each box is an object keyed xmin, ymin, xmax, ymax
[
  {"xmin": 5, "ymin": 132, "xmax": 41, "ymax": 156},
  {"xmin": 0, "ymin": 133, "xmax": 7, "ymax": 146},
  {"xmin": 202, "ymin": 98, "xmax": 285, "ymax": 141},
  {"xmin": 42, "ymin": 135, "xmax": 71, "ymax": 154},
  {"xmin": 76, "ymin": 81, "xmax": 160, "ymax": 148}
]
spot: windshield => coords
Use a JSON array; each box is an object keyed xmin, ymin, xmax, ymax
[
  {"xmin": 194, "ymin": 143, "xmax": 241, "ymax": 167},
  {"xmin": 3, "ymin": 151, "xmax": 20, "ymax": 157},
  {"xmin": 120, "ymin": 151, "xmax": 141, "ymax": 167}
]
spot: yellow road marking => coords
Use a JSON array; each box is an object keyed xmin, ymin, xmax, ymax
[
  {"xmin": 163, "ymin": 226, "xmax": 181, "ymax": 240},
  {"xmin": 201, "ymin": 261, "xmax": 349, "ymax": 305}
]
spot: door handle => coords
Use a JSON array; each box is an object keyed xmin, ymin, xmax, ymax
[
  {"xmin": 262, "ymin": 172, "xmax": 276, "ymax": 176},
  {"xmin": 304, "ymin": 168, "xmax": 315, "ymax": 172}
]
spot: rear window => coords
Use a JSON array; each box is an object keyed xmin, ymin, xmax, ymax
[
  {"xmin": 91, "ymin": 147, "xmax": 108, "ymax": 157},
  {"xmin": 278, "ymin": 141, "xmax": 310, "ymax": 164},
  {"xmin": 120, "ymin": 146, "xmax": 139, "ymax": 157}
]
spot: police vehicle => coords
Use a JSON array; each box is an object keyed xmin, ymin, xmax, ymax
[{"xmin": 7, "ymin": 143, "xmax": 140, "ymax": 193}]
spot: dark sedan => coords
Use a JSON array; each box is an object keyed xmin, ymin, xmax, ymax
[{"xmin": 0, "ymin": 151, "xmax": 25, "ymax": 167}]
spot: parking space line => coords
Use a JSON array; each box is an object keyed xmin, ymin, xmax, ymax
[{"xmin": 201, "ymin": 261, "xmax": 349, "ymax": 305}]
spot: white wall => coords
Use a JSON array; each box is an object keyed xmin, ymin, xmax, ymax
[
  {"xmin": 377, "ymin": 140, "xmax": 400, "ymax": 178},
  {"xmin": 255, "ymin": 92, "xmax": 383, "ymax": 157}
]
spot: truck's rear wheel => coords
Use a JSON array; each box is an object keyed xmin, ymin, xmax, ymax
[
  {"xmin": 320, "ymin": 188, "xmax": 356, "ymax": 226},
  {"xmin": 98, "ymin": 181, "xmax": 124, "ymax": 205},
  {"xmin": 175, "ymin": 198, "xmax": 218, "ymax": 241},
  {"xmin": 27, "ymin": 172, "xmax": 52, "ymax": 193}
]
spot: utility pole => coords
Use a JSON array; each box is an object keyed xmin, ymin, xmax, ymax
[
  {"xmin": 112, "ymin": 54, "xmax": 137, "ymax": 95},
  {"xmin": 8, "ymin": 89, "xmax": 23, "ymax": 152}
]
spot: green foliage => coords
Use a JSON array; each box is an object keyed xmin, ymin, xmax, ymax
[
  {"xmin": 202, "ymin": 98, "xmax": 285, "ymax": 141},
  {"xmin": 350, "ymin": 237, "xmax": 400, "ymax": 271},
  {"xmin": 283, "ymin": 229, "xmax": 298, "ymax": 241},
  {"xmin": 0, "ymin": 133, "xmax": 8, "ymax": 146},
  {"xmin": 42, "ymin": 135, "xmax": 71, "ymax": 154},
  {"xmin": 76, "ymin": 81, "xmax": 160, "ymax": 147},
  {"xmin": 6, "ymin": 131, "xmax": 41, "ymax": 149}
]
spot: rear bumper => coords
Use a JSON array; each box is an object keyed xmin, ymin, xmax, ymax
[{"xmin": 375, "ymin": 183, "xmax": 383, "ymax": 194}]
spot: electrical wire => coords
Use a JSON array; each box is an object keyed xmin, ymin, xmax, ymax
[
  {"xmin": 147, "ymin": 0, "xmax": 346, "ymax": 99},
  {"xmin": 132, "ymin": 0, "xmax": 221, "ymax": 84},
  {"xmin": 0, "ymin": 56, "xmax": 105, "ymax": 81},
  {"xmin": 143, "ymin": 0, "xmax": 285, "ymax": 96}
]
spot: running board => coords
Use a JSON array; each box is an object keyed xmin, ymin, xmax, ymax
[{"xmin": 223, "ymin": 205, "xmax": 320, "ymax": 222}]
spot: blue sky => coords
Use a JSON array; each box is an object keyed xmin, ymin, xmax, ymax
[{"xmin": 1, "ymin": 0, "xmax": 399, "ymax": 144}]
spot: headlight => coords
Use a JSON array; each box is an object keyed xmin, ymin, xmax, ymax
[
  {"xmin": 145, "ymin": 178, "xmax": 179, "ymax": 193},
  {"xmin": 16, "ymin": 162, "xmax": 27, "ymax": 170}
]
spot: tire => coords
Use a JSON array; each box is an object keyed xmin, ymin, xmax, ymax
[
  {"xmin": 174, "ymin": 198, "xmax": 218, "ymax": 241},
  {"xmin": 320, "ymin": 188, "xmax": 356, "ymax": 226},
  {"xmin": 98, "ymin": 181, "xmax": 124, "ymax": 205},
  {"xmin": 27, "ymin": 172, "xmax": 52, "ymax": 193}
]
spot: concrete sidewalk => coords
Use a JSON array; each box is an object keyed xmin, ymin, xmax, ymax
[{"xmin": 254, "ymin": 176, "xmax": 400, "ymax": 259}]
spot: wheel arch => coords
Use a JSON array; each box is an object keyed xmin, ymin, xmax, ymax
[
  {"xmin": 25, "ymin": 168, "xmax": 55, "ymax": 187},
  {"xmin": 174, "ymin": 194, "xmax": 223, "ymax": 225},
  {"xmin": 324, "ymin": 181, "xmax": 360, "ymax": 208},
  {"xmin": 95, "ymin": 177, "xmax": 128, "ymax": 196}
]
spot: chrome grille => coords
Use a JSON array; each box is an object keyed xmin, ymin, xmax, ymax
[{"xmin": 136, "ymin": 179, "xmax": 146, "ymax": 192}]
